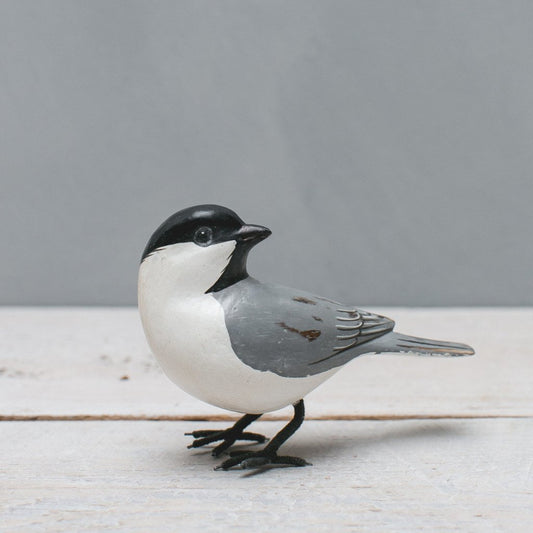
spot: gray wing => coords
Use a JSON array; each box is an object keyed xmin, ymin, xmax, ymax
[{"xmin": 213, "ymin": 277, "xmax": 394, "ymax": 378}]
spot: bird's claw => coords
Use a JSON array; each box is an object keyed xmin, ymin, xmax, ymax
[
  {"xmin": 186, "ymin": 429, "xmax": 268, "ymax": 456},
  {"xmin": 215, "ymin": 451, "xmax": 311, "ymax": 471},
  {"xmin": 184, "ymin": 430, "xmax": 222, "ymax": 438}
]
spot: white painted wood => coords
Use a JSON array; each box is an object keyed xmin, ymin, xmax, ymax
[
  {"xmin": 1, "ymin": 419, "xmax": 531, "ymax": 532},
  {"xmin": 1, "ymin": 307, "xmax": 531, "ymax": 418},
  {"xmin": 1, "ymin": 308, "xmax": 531, "ymax": 531}
]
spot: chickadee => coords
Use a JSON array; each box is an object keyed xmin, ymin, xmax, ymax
[{"xmin": 138, "ymin": 205, "xmax": 474, "ymax": 470}]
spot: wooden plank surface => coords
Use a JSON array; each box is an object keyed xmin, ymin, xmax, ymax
[
  {"xmin": 2, "ymin": 419, "xmax": 531, "ymax": 532},
  {"xmin": 1, "ymin": 307, "xmax": 532, "ymax": 419},
  {"xmin": 1, "ymin": 308, "xmax": 532, "ymax": 532}
]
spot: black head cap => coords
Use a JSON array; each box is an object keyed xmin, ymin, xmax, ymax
[{"xmin": 141, "ymin": 204, "xmax": 271, "ymax": 292}]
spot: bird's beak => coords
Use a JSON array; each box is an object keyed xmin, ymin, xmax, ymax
[{"xmin": 234, "ymin": 224, "xmax": 272, "ymax": 244}]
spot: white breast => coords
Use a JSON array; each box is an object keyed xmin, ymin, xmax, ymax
[{"xmin": 138, "ymin": 242, "xmax": 336, "ymax": 414}]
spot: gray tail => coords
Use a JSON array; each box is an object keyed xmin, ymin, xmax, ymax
[{"xmin": 377, "ymin": 332, "xmax": 475, "ymax": 357}]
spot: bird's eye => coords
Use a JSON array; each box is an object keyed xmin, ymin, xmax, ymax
[{"xmin": 193, "ymin": 226, "xmax": 213, "ymax": 246}]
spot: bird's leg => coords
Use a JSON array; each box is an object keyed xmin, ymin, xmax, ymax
[
  {"xmin": 215, "ymin": 399, "xmax": 310, "ymax": 470},
  {"xmin": 186, "ymin": 413, "xmax": 266, "ymax": 456}
]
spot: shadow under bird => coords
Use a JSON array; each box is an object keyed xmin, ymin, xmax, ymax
[{"xmin": 138, "ymin": 205, "xmax": 474, "ymax": 471}]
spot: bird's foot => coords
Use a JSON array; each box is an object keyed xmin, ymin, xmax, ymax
[
  {"xmin": 214, "ymin": 450, "xmax": 311, "ymax": 471},
  {"xmin": 185, "ymin": 428, "xmax": 267, "ymax": 457}
]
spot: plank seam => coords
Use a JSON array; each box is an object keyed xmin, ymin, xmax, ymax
[{"xmin": 0, "ymin": 414, "xmax": 531, "ymax": 422}]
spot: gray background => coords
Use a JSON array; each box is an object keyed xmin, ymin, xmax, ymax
[{"xmin": 1, "ymin": 1, "xmax": 532, "ymax": 306}]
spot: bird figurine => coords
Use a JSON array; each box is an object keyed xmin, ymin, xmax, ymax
[{"xmin": 138, "ymin": 205, "xmax": 474, "ymax": 471}]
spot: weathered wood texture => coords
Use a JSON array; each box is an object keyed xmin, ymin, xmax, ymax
[
  {"xmin": 1, "ymin": 308, "xmax": 532, "ymax": 419},
  {"xmin": 1, "ymin": 308, "xmax": 532, "ymax": 532},
  {"xmin": 2, "ymin": 420, "xmax": 531, "ymax": 532}
]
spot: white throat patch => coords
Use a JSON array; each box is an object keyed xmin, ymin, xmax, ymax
[{"xmin": 139, "ymin": 240, "xmax": 237, "ymax": 298}]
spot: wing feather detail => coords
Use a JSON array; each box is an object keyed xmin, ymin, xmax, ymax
[
  {"xmin": 214, "ymin": 278, "xmax": 396, "ymax": 378},
  {"xmin": 309, "ymin": 307, "xmax": 394, "ymax": 366}
]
